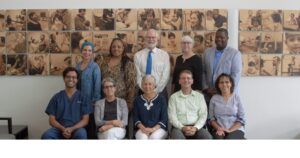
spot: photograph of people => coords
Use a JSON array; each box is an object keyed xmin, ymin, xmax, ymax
[
  {"xmin": 204, "ymin": 32, "xmax": 216, "ymax": 48},
  {"xmin": 71, "ymin": 54, "xmax": 83, "ymax": 67},
  {"xmin": 93, "ymin": 9, "xmax": 114, "ymax": 30},
  {"xmin": 27, "ymin": 10, "xmax": 49, "ymax": 31},
  {"xmin": 283, "ymin": 10, "xmax": 300, "ymax": 31},
  {"xmin": 94, "ymin": 77, "xmax": 128, "ymax": 139},
  {"xmin": 133, "ymin": 75, "xmax": 168, "ymax": 139},
  {"xmin": 28, "ymin": 54, "xmax": 49, "ymax": 75},
  {"xmin": 206, "ymin": 9, "xmax": 227, "ymax": 30},
  {"xmin": 208, "ymin": 73, "xmax": 246, "ymax": 139},
  {"xmin": 50, "ymin": 54, "xmax": 71, "ymax": 75},
  {"xmin": 6, "ymin": 32, "xmax": 26, "ymax": 54},
  {"xmin": 284, "ymin": 32, "xmax": 300, "ymax": 54},
  {"xmin": 71, "ymin": 31, "xmax": 93, "ymax": 54},
  {"xmin": 49, "ymin": 9, "xmax": 71, "ymax": 31},
  {"xmin": 28, "ymin": 32, "xmax": 49, "ymax": 54},
  {"xmin": 239, "ymin": 31, "xmax": 260, "ymax": 54},
  {"xmin": 184, "ymin": 9, "xmax": 205, "ymax": 31},
  {"xmin": 93, "ymin": 32, "xmax": 115, "ymax": 53},
  {"xmin": 73, "ymin": 9, "xmax": 92, "ymax": 31},
  {"xmin": 138, "ymin": 9, "xmax": 160, "ymax": 30},
  {"xmin": 6, "ymin": 54, "xmax": 27, "ymax": 75},
  {"xmin": 0, "ymin": 32, "xmax": 5, "ymax": 54},
  {"xmin": 116, "ymin": 9, "xmax": 137, "ymax": 30},
  {"xmin": 6, "ymin": 9, "xmax": 26, "ymax": 31},
  {"xmin": 0, "ymin": 11, "xmax": 5, "ymax": 31},
  {"xmin": 161, "ymin": 9, "xmax": 182, "ymax": 30},
  {"xmin": 160, "ymin": 31, "xmax": 182, "ymax": 53},
  {"xmin": 239, "ymin": 10, "xmax": 263, "ymax": 31},
  {"xmin": 116, "ymin": 31, "xmax": 136, "ymax": 54},
  {"xmin": 0, "ymin": 54, "xmax": 6, "ymax": 75},
  {"xmin": 259, "ymin": 32, "xmax": 283, "ymax": 54},
  {"xmin": 281, "ymin": 55, "xmax": 300, "ymax": 76},
  {"xmin": 261, "ymin": 10, "xmax": 282, "ymax": 31},
  {"xmin": 260, "ymin": 55, "xmax": 282, "ymax": 76},
  {"xmin": 49, "ymin": 32, "xmax": 70, "ymax": 53},
  {"xmin": 242, "ymin": 54, "xmax": 260, "ymax": 76}
]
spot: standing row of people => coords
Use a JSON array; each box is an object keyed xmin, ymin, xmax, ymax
[{"xmin": 41, "ymin": 28, "xmax": 245, "ymax": 139}]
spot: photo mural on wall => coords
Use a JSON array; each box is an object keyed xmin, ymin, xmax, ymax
[
  {"xmin": 239, "ymin": 9, "xmax": 300, "ymax": 76},
  {"xmin": 0, "ymin": 8, "xmax": 227, "ymax": 76}
]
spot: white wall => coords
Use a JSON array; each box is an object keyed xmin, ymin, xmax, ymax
[{"xmin": 1, "ymin": 0, "xmax": 300, "ymax": 139}]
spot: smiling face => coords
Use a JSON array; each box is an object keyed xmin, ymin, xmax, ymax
[
  {"xmin": 142, "ymin": 76, "xmax": 156, "ymax": 94},
  {"xmin": 110, "ymin": 39, "xmax": 125, "ymax": 58},
  {"xmin": 218, "ymin": 76, "xmax": 232, "ymax": 95},
  {"xmin": 64, "ymin": 71, "xmax": 78, "ymax": 89},
  {"xmin": 103, "ymin": 81, "xmax": 116, "ymax": 98},
  {"xmin": 145, "ymin": 29, "xmax": 158, "ymax": 49},
  {"xmin": 81, "ymin": 45, "xmax": 93, "ymax": 61},
  {"xmin": 179, "ymin": 72, "xmax": 193, "ymax": 89},
  {"xmin": 215, "ymin": 31, "xmax": 228, "ymax": 50},
  {"xmin": 286, "ymin": 34, "xmax": 300, "ymax": 53},
  {"xmin": 190, "ymin": 13, "xmax": 199, "ymax": 27}
]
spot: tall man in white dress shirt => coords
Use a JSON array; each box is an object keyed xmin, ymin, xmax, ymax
[{"xmin": 134, "ymin": 29, "xmax": 170, "ymax": 99}]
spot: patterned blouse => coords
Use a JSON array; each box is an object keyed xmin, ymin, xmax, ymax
[{"xmin": 99, "ymin": 56, "xmax": 137, "ymax": 109}]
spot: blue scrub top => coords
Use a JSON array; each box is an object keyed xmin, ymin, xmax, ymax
[{"xmin": 45, "ymin": 90, "xmax": 93, "ymax": 127}]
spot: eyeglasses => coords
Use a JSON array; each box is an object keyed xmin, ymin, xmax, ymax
[
  {"xmin": 103, "ymin": 85, "xmax": 115, "ymax": 89},
  {"xmin": 65, "ymin": 76, "xmax": 77, "ymax": 80}
]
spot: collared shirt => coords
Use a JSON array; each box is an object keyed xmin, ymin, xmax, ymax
[
  {"xmin": 76, "ymin": 61, "xmax": 101, "ymax": 103},
  {"xmin": 134, "ymin": 47, "xmax": 170, "ymax": 93},
  {"xmin": 208, "ymin": 93, "xmax": 246, "ymax": 132},
  {"xmin": 212, "ymin": 49, "xmax": 223, "ymax": 86},
  {"xmin": 45, "ymin": 90, "xmax": 93, "ymax": 127},
  {"xmin": 168, "ymin": 90, "xmax": 207, "ymax": 130}
]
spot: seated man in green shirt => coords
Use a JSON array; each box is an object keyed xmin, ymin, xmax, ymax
[{"xmin": 168, "ymin": 69, "xmax": 212, "ymax": 139}]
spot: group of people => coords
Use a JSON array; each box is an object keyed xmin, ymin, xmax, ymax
[{"xmin": 41, "ymin": 28, "xmax": 245, "ymax": 140}]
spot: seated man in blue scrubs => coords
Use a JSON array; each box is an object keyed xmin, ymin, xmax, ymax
[{"xmin": 42, "ymin": 67, "xmax": 93, "ymax": 139}]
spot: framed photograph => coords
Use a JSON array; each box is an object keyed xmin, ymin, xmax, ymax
[
  {"xmin": 183, "ymin": 9, "xmax": 205, "ymax": 31},
  {"xmin": 259, "ymin": 32, "xmax": 283, "ymax": 54},
  {"xmin": 204, "ymin": 31, "xmax": 216, "ymax": 48},
  {"xmin": 49, "ymin": 9, "xmax": 72, "ymax": 31},
  {"xmin": 49, "ymin": 32, "xmax": 70, "ymax": 54},
  {"xmin": 50, "ymin": 54, "xmax": 71, "ymax": 75},
  {"xmin": 115, "ymin": 31, "xmax": 137, "ymax": 55},
  {"xmin": 6, "ymin": 9, "xmax": 26, "ymax": 31},
  {"xmin": 282, "ymin": 55, "xmax": 300, "ymax": 76},
  {"xmin": 0, "ymin": 10, "xmax": 5, "ymax": 31},
  {"xmin": 283, "ymin": 32, "xmax": 300, "ymax": 54},
  {"xmin": 239, "ymin": 10, "xmax": 263, "ymax": 31},
  {"xmin": 93, "ymin": 31, "xmax": 115, "ymax": 54},
  {"xmin": 94, "ymin": 53, "xmax": 105, "ymax": 66},
  {"xmin": 116, "ymin": 9, "xmax": 137, "ymax": 30},
  {"xmin": 261, "ymin": 10, "xmax": 283, "ymax": 31},
  {"xmin": 28, "ymin": 32, "xmax": 49, "ymax": 54},
  {"xmin": 138, "ymin": 9, "xmax": 161, "ymax": 30},
  {"xmin": 28, "ymin": 54, "xmax": 49, "ymax": 75},
  {"xmin": 242, "ymin": 54, "xmax": 260, "ymax": 76},
  {"xmin": 6, "ymin": 32, "xmax": 26, "ymax": 54},
  {"xmin": 0, "ymin": 32, "xmax": 5, "ymax": 54},
  {"xmin": 260, "ymin": 54, "xmax": 282, "ymax": 76},
  {"xmin": 183, "ymin": 31, "xmax": 205, "ymax": 56},
  {"xmin": 205, "ymin": 9, "xmax": 227, "ymax": 31},
  {"xmin": 93, "ymin": 9, "xmax": 115, "ymax": 31},
  {"xmin": 160, "ymin": 31, "xmax": 182, "ymax": 54},
  {"xmin": 6, "ymin": 54, "xmax": 27, "ymax": 75},
  {"xmin": 239, "ymin": 31, "xmax": 260, "ymax": 54},
  {"xmin": 71, "ymin": 54, "xmax": 83, "ymax": 67},
  {"xmin": 72, "ymin": 9, "xmax": 93, "ymax": 31},
  {"xmin": 27, "ymin": 9, "xmax": 49, "ymax": 31},
  {"xmin": 71, "ymin": 31, "xmax": 93, "ymax": 54},
  {"xmin": 283, "ymin": 10, "xmax": 300, "ymax": 31},
  {"xmin": 161, "ymin": 9, "xmax": 182, "ymax": 30},
  {"xmin": 0, "ymin": 54, "xmax": 5, "ymax": 75}
]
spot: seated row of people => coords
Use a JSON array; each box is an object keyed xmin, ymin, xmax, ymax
[{"xmin": 42, "ymin": 68, "xmax": 245, "ymax": 139}]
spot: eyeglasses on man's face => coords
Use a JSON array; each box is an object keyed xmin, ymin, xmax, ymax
[{"xmin": 103, "ymin": 85, "xmax": 115, "ymax": 89}]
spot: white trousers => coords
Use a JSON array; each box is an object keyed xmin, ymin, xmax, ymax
[
  {"xmin": 135, "ymin": 128, "xmax": 168, "ymax": 140},
  {"xmin": 97, "ymin": 127, "xmax": 126, "ymax": 140}
]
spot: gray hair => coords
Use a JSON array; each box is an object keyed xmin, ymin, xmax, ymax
[
  {"xmin": 102, "ymin": 77, "xmax": 116, "ymax": 87},
  {"xmin": 141, "ymin": 75, "xmax": 156, "ymax": 86},
  {"xmin": 181, "ymin": 35, "xmax": 194, "ymax": 46}
]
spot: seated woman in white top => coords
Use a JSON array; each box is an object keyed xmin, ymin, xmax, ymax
[
  {"xmin": 94, "ymin": 77, "xmax": 128, "ymax": 139},
  {"xmin": 208, "ymin": 73, "xmax": 246, "ymax": 139}
]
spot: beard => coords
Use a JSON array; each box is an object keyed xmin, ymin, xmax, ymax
[{"xmin": 147, "ymin": 42, "xmax": 157, "ymax": 49}]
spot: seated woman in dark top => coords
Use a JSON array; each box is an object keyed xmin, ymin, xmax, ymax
[
  {"xmin": 208, "ymin": 73, "xmax": 246, "ymax": 139},
  {"xmin": 133, "ymin": 75, "xmax": 168, "ymax": 139},
  {"xmin": 172, "ymin": 35, "xmax": 203, "ymax": 93},
  {"xmin": 94, "ymin": 77, "xmax": 128, "ymax": 139}
]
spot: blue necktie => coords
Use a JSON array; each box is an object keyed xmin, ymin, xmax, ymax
[{"xmin": 146, "ymin": 50, "xmax": 152, "ymax": 75}]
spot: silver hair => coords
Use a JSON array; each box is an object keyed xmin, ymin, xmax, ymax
[
  {"xmin": 181, "ymin": 35, "xmax": 194, "ymax": 46},
  {"xmin": 141, "ymin": 75, "xmax": 156, "ymax": 86},
  {"xmin": 102, "ymin": 77, "xmax": 116, "ymax": 87}
]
